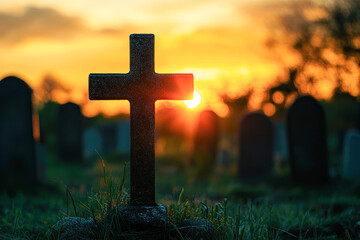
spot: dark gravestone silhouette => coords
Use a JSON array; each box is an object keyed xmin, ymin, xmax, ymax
[
  {"xmin": 274, "ymin": 121, "xmax": 288, "ymax": 162},
  {"xmin": 238, "ymin": 112, "xmax": 274, "ymax": 182},
  {"xmin": 220, "ymin": 149, "xmax": 231, "ymax": 168},
  {"xmin": 89, "ymin": 33, "xmax": 193, "ymax": 229},
  {"xmin": 117, "ymin": 120, "xmax": 130, "ymax": 156},
  {"xmin": 35, "ymin": 141, "xmax": 46, "ymax": 183},
  {"xmin": 35, "ymin": 113, "xmax": 46, "ymax": 183},
  {"xmin": 99, "ymin": 123, "xmax": 117, "ymax": 155},
  {"xmin": 39, "ymin": 118, "xmax": 46, "ymax": 144},
  {"xmin": 56, "ymin": 102, "xmax": 83, "ymax": 163},
  {"xmin": 343, "ymin": 129, "xmax": 360, "ymax": 179},
  {"xmin": 0, "ymin": 76, "xmax": 37, "ymax": 190},
  {"xmin": 287, "ymin": 95, "xmax": 329, "ymax": 184},
  {"xmin": 192, "ymin": 110, "xmax": 220, "ymax": 180},
  {"xmin": 357, "ymin": 104, "xmax": 360, "ymax": 131},
  {"xmin": 84, "ymin": 127, "xmax": 103, "ymax": 160}
]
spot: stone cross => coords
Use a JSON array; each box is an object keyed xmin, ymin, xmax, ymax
[{"xmin": 89, "ymin": 34, "xmax": 193, "ymax": 206}]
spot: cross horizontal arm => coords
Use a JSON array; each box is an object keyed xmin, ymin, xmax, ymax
[
  {"xmin": 155, "ymin": 73, "xmax": 193, "ymax": 100},
  {"xmin": 89, "ymin": 74, "xmax": 134, "ymax": 100}
]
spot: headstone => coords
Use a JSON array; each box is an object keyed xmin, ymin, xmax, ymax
[
  {"xmin": 36, "ymin": 141, "xmax": 46, "ymax": 183},
  {"xmin": 192, "ymin": 110, "xmax": 220, "ymax": 180},
  {"xmin": 99, "ymin": 123, "xmax": 117, "ymax": 155},
  {"xmin": 39, "ymin": 117, "xmax": 46, "ymax": 144},
  {"xmin": 89, "ymin": 34, "xmax": 193, "ymax": 231},
  {"xmin": 356, "ymin": 103, "xmax": 360, "ymax": 130},
  {"xmin": 0, "ymin": 76, "xmax": 37, "ymax": 190},
  {"xmin": 217, "ymin": 137, "xmax": 234, "ymax": 169},
  {"xmin": 274, "ymin": 121, "xmax": 288, "ymax": 162},
  {"xmin": 343, "ymin": 129, "xmax": 360, "ymax": 179},
  {"xmin": 238, "ymin": 112, "xmax": 274, "ymax": 182},
  {"xmin": 36, "ymin": 114, "xmax": 47, "ymax": 183},
  {"xmin": 84, "ymin": 128, "xmax": 103, "ymax": 159},
  {"xmin": 117, "ymin": 120, "xmax": 130, "ymax": 155},
  {"xmin": 56, "ymin": 102, "xmax": 83, "ymax": 163},
  {"xmin": 337, "ymin": 128, "xmax": 346, "ymax": 154},
  {"xmin": 219, "ymin": 149, "xmax": 231, "ymax": 168},
  {"xmin": 38, "ymin": 101, "xmax": 60, "ymax": 153},
  {"xmin": 287, "ymin": 95, "xmax": 329, "ymax": 184}
]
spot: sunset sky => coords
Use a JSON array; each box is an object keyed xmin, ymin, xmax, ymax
[{"xmin": 0, "ymin": 0, "xmax": 350, "ymax": 117}]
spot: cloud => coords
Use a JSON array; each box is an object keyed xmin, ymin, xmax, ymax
[
  {"xmin": 239, "ymin": 0, "xmax": 318, "ymax": 27},
  {"xmin": 0, "ymin": 7, "xmax": 88, "ymax": 43}
]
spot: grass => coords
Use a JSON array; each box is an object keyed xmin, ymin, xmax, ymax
[{"xmin": 1, "ymin": 152, "xmax": 360, "ymax": 239}]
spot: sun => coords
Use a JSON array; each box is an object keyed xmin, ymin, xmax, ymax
[{"xmin": 184, "ymin": 90, "xmax": 201, "ymax": 109}]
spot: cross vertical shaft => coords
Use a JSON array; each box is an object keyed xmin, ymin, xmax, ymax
[{"xmin": 130, "ymin": 100, "xmax": 155, "ymax": 205}]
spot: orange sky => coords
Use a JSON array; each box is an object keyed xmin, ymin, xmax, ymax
[{"xmin": 0, "ymin": 0, "xmax": 356, "ymax": 118}]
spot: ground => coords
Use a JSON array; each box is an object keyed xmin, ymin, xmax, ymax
[{"xmin": 1, "ymin": 152, "xmax": 360, "ymax": 239}]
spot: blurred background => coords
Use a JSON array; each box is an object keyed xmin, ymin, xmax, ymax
[
  {"xmin": 1, "ymin": 0, "xmax": 360, "ymax": 199},
  {"xmin": 2, "ymin": 1, "xmax": 360, "ymax": 238}
]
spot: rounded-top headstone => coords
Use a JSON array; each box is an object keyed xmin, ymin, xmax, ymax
[
  {"xmin": 0, "ymin": 76, "xmax": 37, "ymax": 190},
  {"xmin": 194, "ymin": 110, "xmax": 219, "ymax": 149},
  {"xmin": 192, "ymin": 110, "xmax": 220, "ymax": 180},
  {"xmin": 238, "ymin": 111, "xmax": 274, "ymax": 182},
  {"xmin": 0, "ymin": 76, "xmax": 33, "ymax": 93},
  {"xmin": 287, "ymin": 95, "xmax": 329, "ymax": 184},
  {"xmin": 57, "ymin": 102, "xmax": 83, "ymax": 163}
]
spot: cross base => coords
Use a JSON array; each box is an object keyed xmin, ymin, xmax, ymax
[{"xmin": 117, "ymin": 204, "xmax": 167, "ymax": 238}]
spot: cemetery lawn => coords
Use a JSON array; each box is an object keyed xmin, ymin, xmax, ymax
[{"xmin": 1, "ymin": 155, "xmax": 360, "ymax": 239}]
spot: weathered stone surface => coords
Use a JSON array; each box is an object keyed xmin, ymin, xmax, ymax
[
  {"xmin": 176, "ymin": 218, "xmax": 216, "ymax": 240},
  {"xmin": 102, "ymin": 204, "xmax": 167, "ymax": 239},
  {"xmin": 52, "ymin": 217, "xmax": 98, "ymax": 240},
  {"xmin": 238, "ymin": 112, "xmax": 274, "ymax": 182},
  {"xmin": 117, "ymin": 204, "xmax": 167, "ymax": 230},
  {"xmin": 0, "ymin": 76, "xmax": 37, "ymax": 191},
  {"xmin": 89, "ymin": 34, "xmax": 193, "ymax": 206},
  {"xmin": 287, "ymin": 95, "xmax": 329, "ymax": 184}
]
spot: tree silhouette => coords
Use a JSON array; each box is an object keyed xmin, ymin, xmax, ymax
[
  {"xmin": 35, "ymin": 74, "xmax": 69, "ymax": 105},
  {"xmin": 264, "ymin": 0, "xmax": 360, "ymax": 115}
]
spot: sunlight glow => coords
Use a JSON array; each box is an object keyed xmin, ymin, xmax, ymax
[
  {"xmin": 263, "ymin": 102, "xmax": 276, "ymax": 117},
  {"xmin": 272, "ymin": 91, "xmax": 285, "ymax": 104},
  {"xmin": 184, "ymin": 90, "xmax": 201, "ymax": 109}
]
